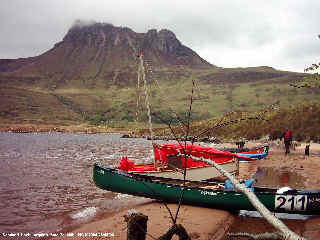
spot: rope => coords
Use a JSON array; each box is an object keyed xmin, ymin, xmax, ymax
[{"xmin": 201, "ymin": 158, "xmax": 306, "ymax": 240}]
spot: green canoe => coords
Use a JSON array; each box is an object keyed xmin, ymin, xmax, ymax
[{"xmin": 93, "ymin": 163, "xmax": 320, "ymax": 215}]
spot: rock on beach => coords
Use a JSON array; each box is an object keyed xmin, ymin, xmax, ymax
[{"xmin": 51, "ymin": 203, "xmax": 235, "ymax": 240}]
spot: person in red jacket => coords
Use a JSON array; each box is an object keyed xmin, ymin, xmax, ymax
[{"xmin": 282, "ymin": 128, "xmax": 292, "ymax": 155}]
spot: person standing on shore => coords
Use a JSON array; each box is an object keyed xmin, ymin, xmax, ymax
[
  {"xmin": 282, "ymin": 128, "xmax": 292, "ymax": 155},
  {"xmin": 305, "ymin": 140, "xmax": 310, "ymax": 157}
]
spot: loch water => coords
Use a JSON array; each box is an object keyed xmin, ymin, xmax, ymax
[
  {"xmin": 0, "ymin": 133, "xmax": 154, "ymax": 239},
  {"xmin": 0, "ymin": 133, "xmax": 309, "ymax": 239}
]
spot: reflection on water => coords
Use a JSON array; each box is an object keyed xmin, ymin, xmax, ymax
[
  {"xmin": 253, "ymin": 167, "xmax": 307, "ymax": 189},
  {"xmin": 238, "ymin": 161, "xmax": 309, "ymax": 220},
  {"xmin": 238, "ymin": 160, "xmax": 307, "ymax": 189},
  {"xmin": 0, "ymin": 133, "xmax": 154, "ymax": 238},
  {"xmin": 238, "ymin": 161, "xmax": 259, "ymax": 180}
]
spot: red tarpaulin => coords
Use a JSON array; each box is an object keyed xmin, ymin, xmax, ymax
[{"xmin": 120, "ymin": 143, "xmax": 252, "ymax": 171}]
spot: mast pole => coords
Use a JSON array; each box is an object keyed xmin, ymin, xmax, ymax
[{"xmin": 139, "ymin": 54, "xmax": 156, "ymax": 169}]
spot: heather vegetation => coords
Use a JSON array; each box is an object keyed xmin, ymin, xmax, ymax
[{"xmin": 136, "ymin": 101, "xmax": 320, "ymax": 143}]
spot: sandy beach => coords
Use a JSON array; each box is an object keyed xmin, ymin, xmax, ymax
[
  {"xmin": 52, "ymin": 203, "xmax": 234, "ymax": 240},
  {"xmin": 51, "ymin": 141, "xmax": 320, "ymax": 240}
]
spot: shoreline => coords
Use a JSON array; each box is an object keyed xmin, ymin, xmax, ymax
[
  {"xmin": 0, "ymin": 123, "xmax": 131, "ymax": 134},
  {"xmin": 49, "ymin": 142, "xmax": 320, "ymax": 240},
  {"xmin": 51, "ymin": 202, "xmax": 235, "ymax": 240},
  {"xmin": 3, "ymin": 127, "xmax": 320, "ymax": 239}
]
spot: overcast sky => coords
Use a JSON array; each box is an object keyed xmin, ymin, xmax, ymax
[{"xmin": 1, "ymin": 0, "xmax": 319, "ymax": 72}]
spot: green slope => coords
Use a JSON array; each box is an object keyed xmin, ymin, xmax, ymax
[{"xmin": 0, "ymin": 67, "xmax": 318, "ymax": 131}]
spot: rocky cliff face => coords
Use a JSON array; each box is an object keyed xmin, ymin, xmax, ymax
[{"xmin": 0, "ymin": 21, "xmax": 213, "ymax": 89}]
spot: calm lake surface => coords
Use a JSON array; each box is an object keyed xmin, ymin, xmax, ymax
[{"xmin": 0, "ymin": 133, "xmax": 308, "ymax": 239}]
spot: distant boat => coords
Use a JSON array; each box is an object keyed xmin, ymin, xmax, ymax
[
  {"xmin": 119, "ymin": 143, "xmax": 268, "ymax": 181},
  {"xmin": 236, "ymin": 145, "xmax": 269, "ymax": 161},
  {"xmin": 219, "ymin": 145, "xmax": 269, "ymax": 154},
  {"xmin": 93, "ymin": 163, "xmax": 320, "ymax": 215}
]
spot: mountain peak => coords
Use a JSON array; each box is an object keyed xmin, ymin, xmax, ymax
[
  {"xmin": 0, "ymin": 22, "xmax": 214, "ymax": 89},
  {"xmin": 71, "ymin": 19, "xmax": 99, "ymax": 28}
]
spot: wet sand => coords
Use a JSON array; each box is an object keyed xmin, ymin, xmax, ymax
[
  {"xmin": 52, "ymin": 203, "xmax": 234, "ymax": 240},
  {"xmin": 256, "ymin": 141, "xmax": 320, "ymax": 190},
  {"xmin": 51, "ymin": 141, "xmax": 320, "ymax": 240},
  {"xmin": 228, "ymin": 141, "xmax": 320, "ymax": 239}
]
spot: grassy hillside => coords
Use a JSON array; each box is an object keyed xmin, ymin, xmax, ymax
[
  {"xmin": 140, "ymin": 101, "xmax": 320, "ymax": 142},
  {"xmin": 0, "ymin": 87, "xmax": 83, "ymax": 125},
  {"xmin": 0, "ymin": 67, "xmax": 319, "ymax": 133}
]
